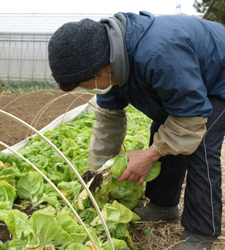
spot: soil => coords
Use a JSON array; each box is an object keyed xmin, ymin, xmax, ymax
[{"xmin": 0, "ymin": 89, "xmax": 225, "ymax": 249}]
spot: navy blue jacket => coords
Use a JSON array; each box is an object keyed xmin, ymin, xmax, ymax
[{"xmin": 97, "ymin": 11, "xmax": 225, "ymax": 123}]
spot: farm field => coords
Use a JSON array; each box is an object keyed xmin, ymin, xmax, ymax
[{"xmin": 0, "ymin": 89, "xmax": 225, "ymax": 249}]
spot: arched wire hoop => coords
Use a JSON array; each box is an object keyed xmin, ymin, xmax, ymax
[{"xmin": 26, "ymin": 90, "xmax": 95, "ymax": 137}]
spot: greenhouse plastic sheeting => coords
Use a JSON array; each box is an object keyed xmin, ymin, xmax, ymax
[{"xmin": 2, "ymin": 96, "xmax": 96, "ymax": 153}]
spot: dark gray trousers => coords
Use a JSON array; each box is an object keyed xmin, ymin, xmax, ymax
[{"xmin": 145, "ymin": 97, "xmax": 225, "ymax": 236}]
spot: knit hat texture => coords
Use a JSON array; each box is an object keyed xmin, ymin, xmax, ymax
[{"xmin": 48, "ymin": 19, "xmax": 110, "ymax": 85}]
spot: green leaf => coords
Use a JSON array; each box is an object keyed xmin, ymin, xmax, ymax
[
  {"xmin": 0, "ymin": 180, "xmax": 16, "ymax": 209},
  {"xmin": 56, "ymin": 211, "xmax": 78, "ymax": 232},
  {"xmin": 0, "ymin": 209, "xmax": 11, "ymax": 221},
  {"xmin": 4, "ymin": 239, "xmax": 26, "ymax": 250},
  {"xmin": 31, "ymin": 211, "xmax": 72, "ymax": 246},
  {"xmin": 131, "ymin": 212, "xmax": 141, "ymax": 223},
  {"xmin": 5, "ymin": 210, "xmax": 34, "ymax": 239},
  {"xmin": 78, "ymin": 208, "xmax": 98, "ymax": 224},
  {"xmin": 90, "ymin": 200, "xmax": 133, "ymax": 230},
  {"xmin": 110, "ymin": 155, "xmax": 129, "ymax": 178},
  {"xmin": 110, "ymin": 187, "xmax": 143, "ymax": 201},
  {"xmin": 106, "ymin": 154, "xmax": 161, "ymax": 184},
  {"xmin": 0, "ymin": 166, "xmax": 24, "ymax": 180},
  {"xmin": 101, "ymin": 238, "xmax": 128, "ymax": 250},
  {"xmin": 111, "ymin": 200, "xmax": 133, "ymax": 224},
  {"xmin": 114, "ymin": 223, "xmax": 127, "ymax": 239},
  {"xmin": 143, "ymin": 229, "xmax": 152, "ymax": 237},
  {"xmin": 117, "ymin": 199, "xmax": 140, "ymax": 211},
  {"xmin": 16, "ymin": 171, "xmax": 44, "ymax": 206},
  {"xmin": 57, "ymin": 181, "xmax": 82, "ymax": 199},
  {"xmin": 0, "ymin": 152, "xmax": 22, "ymax": 165},
  {"xmin": 145, "ymin": 161, "xmax": 161, "ymax": 182},
  {"xmin": 64, "ymin": 243, "xmax": 90, "ymax": 250},
  {"xmin": 0, "ymin": 240, "xmax": 4, "ymax": 250},
  {"xmin": 42, "ymin": 194, "xmax": 61, "ymax": 209}
]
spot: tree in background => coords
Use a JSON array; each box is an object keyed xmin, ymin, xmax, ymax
[{"xmin": 193, "ymin": 0, "xmax": 225, "ymax": 24}]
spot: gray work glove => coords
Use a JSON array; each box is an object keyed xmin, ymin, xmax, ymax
[{"xmin": 88, "ymin": 106, "xmax": 127, "ymax": 170}]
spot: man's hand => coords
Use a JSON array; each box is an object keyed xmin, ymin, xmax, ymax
[{"xmin": 117, "ymin": 146, "xmax": 161, "ymax": 186}]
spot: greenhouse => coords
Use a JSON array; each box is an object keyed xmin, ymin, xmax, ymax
[
  {"xmin": 0, "ymin": 12, "xmax": 201, "ymax": 83},
  {"xmin": 0, "ymin": 13, "xmax": 111, "ymax": 82}
]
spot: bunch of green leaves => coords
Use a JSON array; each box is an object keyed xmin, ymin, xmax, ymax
[
  {"xmin": 74, "ymin": 154, "xmax": 160, "ymax": 248},
  {"xmin": 79, "ymin": 155, "xmax": 161, "ymax": 210}
]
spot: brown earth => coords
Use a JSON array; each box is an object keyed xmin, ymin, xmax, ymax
[{"xmin": 0, "ymin": 89, "xmax": 225, "ymax": 249}]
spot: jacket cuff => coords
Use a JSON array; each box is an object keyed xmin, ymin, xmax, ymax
[{"xmin": 153, "ymin": 115, "xmax": 207, "ymax": 156}]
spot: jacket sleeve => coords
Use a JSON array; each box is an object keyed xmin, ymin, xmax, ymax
[
  {"xmin": 88, "ymin": 106, "xmax": 127, "ymax": 170},
  {"xmin": 152, "ymin": 115, "xmax": 207, "ymax": 156}
]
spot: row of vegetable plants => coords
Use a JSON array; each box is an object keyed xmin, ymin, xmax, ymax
[
  {"xmin": 0, "ymin": 105, "xmax": 161, "ymax": 250},
  {"xmin": 0, "ymin": 80, "xmax": 54, "ymax": 94}
]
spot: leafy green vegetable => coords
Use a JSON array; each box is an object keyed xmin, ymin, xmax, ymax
[
  {"xmin": 0, "ymin": 163, "xmax": 25, "ymax": 182},
  {"xmin": 101, "ymin": 238, "xmax": 128, "ymax": 250},
  {"xmin": 4, "ymin": 239, "xmax": 26, "ymax": 250},
  {"xmin": 90, "ymin": 200, "xmax": 135, "ymax": 234},
  {"xmin": 0, "ymin": 151, "xmax": 23, "ymax": 165},
  {"xmin": 42, "ymin": 194, "xmax": 61, "ymax": 209},
  {"xmin": 0, "ymin": 161, "xmax": 4, "ymax": 170},
  {"xmin": 90, "ymin": 154, "xmax": 161, "ymax": 210},
  {"xmin": 108, "ymin": 154, "xmax": 161, "ymax": 183},
  {"xmin": 145, "ymin": 161, "xmax": 161, "ymax": 182},
  {"xmin": 110, "ymin": 187, "xmax": 143, "ymax": 201},
  {"xmin": 109, "ymin": 155, "xmax": 129, "ymax": 178},
  {"xmin": 57, "ymin": 181, "xmax": 82, "ymax": 199},
  {"xmin": 0, "ymin": 241, "xmax": 4, "ymax": 250},
  {"xmin": 116, "ymin": 199, "xmax": 140, "ymax": 211},
  {"xmin": 64, "ymin": 243, "xmax": 90, "ymax": 250},
  {"xmin": 0, "ymin": 180, "xmax": 16, "ymax": 209},
  {"xmin": 16, "ymin": 171, "xmax": 44, "ymax": 207},
  {"xmin": 30, "ymin": 210, "xmax": 72, "ymax": 246},
  {"xmin": 4, "ymin": 209, "xmax": 34, "ymax": 240}
]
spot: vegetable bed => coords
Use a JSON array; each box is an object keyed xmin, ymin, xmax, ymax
[{"xmin": 0, "ymin": 104, "xmax": 154, "ymax": 250}]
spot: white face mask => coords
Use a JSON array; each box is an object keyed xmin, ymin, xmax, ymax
[{"xmin": 86, "ymin": 74, "xmax": 113, "ymax": 95}]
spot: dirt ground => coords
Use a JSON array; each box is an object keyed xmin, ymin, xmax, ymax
[{"xmin": 0, "ymin": 89, "xmax": 225, "ymax": 249}]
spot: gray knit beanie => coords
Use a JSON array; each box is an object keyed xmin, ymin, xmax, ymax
[{"xmin": 48, "ymin": 19, "xmax": 110, "ymax": 86}]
